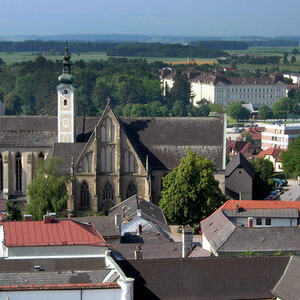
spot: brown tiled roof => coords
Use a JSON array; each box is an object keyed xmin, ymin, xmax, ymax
[
  {"xmin": 118, "ymin": 257, "xmax": 289, "ymax": 300},
  {"xmin": 256, "ymin": 147, "xmax": 284, "ymax": 161}
]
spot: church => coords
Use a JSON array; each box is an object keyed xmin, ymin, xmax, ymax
[{"xmin": 0, "ymin": 46, "xmax": 226, "ymax": 213}]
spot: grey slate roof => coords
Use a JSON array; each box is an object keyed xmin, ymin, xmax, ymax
[
  {"xmin": 0, "ymin": 116, "xmax": 99, "ymax": 147},
  {"xmin": 118, "ymin": 256, "xmax": 289, "ymax": 300},
  {"xmin": 272, "ymin": 256, "xmax": 300, "ymax": 300},
  {"xmin": 49, "ymin": 142, "xmax": 86, "ymax": 174},
  {"xmin": 200, "ymin": 209, "xmax": 236, "ymax": 252},
  {"xmin": 280, "ymin": 183, "xmax": 300, "ymax": 202},
  {"xmin": 72, "ymin": 216, "xmax": 120, "ymax": 237},
  {"xmin": 0, "ymin": 257, "xmax": 106, "ymax": 273},
  {"xmin": 120, "ymin": 116, "xmax": 224, "ymax": 170},
  {"xmin": 111, "ymin": 242, "xmax": 182, "ymax": 260},
  {"xmin": 108, "ymin": 195, "xmax": 170, "ymax": 234},
  {"xmin": 225, "ymin": 152, "xmax": 254, "ymax": 177},
  {"xmin": 218, "ymin": 227, "xmax": 300, "ymax": 253},
  {"xmin": 0, "ymin": 257, "xmax": 111, "ymax": 289},
  {"xmin": 0, "ymin": 270, "xmax": 110, "ymax": 287},
  {"xmin": 223, "ymin": 208, "xmax": 299, "ymax": 218}
]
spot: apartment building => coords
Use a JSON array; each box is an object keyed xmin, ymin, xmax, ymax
[
  {"xmin": 161, "ymin": 70, "xmax": 287, "ymax": 108},
  {"xmin": 261, "ymin": 123, "xmax": 300, "ymax": 150}
]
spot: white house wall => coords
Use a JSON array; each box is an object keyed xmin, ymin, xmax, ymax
[
  {"xmin": 0, "ymin": 288, "xmax": 122, "ymax": 300},
  {"xmin": 230, "ymin": 217, "xmax": 298, "ymax": 227},
  {"xmin": 7, "ymin": 245, "xmax": 107, "ymax": 258},
  {"xmin": 202, "ymin": 234, "xmax": 212, "ymax": 253},
  {"xmin": 0, "ymin": 225, "xmax": 4, "ymax": 257}
]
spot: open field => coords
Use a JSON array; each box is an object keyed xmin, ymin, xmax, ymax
[{"xmin": 0, "ymin": 51, "xmax": 217, "ymax": 65}]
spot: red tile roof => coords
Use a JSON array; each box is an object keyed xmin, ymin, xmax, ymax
[
  {"xmin": 256, "ymin": 147, "xmax": 284, "ymax": 161},
  {"xmin": 2, "ymin": 219, "xmax": 106, "ymax": 247},
  {"xmin": 222, "ymin": 200, "xmax": 300, "ymax": 212}
]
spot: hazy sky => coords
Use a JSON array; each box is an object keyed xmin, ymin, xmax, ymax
[{"xmin": 1, "ymin": 0, "xmax": 299, "ymax": 37}]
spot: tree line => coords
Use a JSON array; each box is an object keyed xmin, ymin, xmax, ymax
[
  {"xmin": 189, "ymin": 40, "xmax": 249, "ymax": 50},
  {"xmin": 218, "ymin": 55, "xmax": 282, "ymax": 65},
  {"xmin": 0, "ymin": 57, "xmax": 211, "ymax": 118}
]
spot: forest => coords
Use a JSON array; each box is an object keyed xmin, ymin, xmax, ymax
[
  {"xmin": 0, "ymin": 40, "xmax": 227, "ymax": 58},
  {"xmin": 189, "ymin": 40, "xmax": 249, "ymax": 50},
  {"xmin": 0, "ymin": 56, "xmax": 211, "ymax": 118}
]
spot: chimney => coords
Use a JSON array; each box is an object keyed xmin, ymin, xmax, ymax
[
  {"xmin": 24, "ymin": 214, "xmax": 32, "ymax": 221},
  {"xmin": 137, "ymin": 223, "xmax": 143, "ymax": 235},
  {"xmin": 68, "ymin": 213, "xmax": 73, "ymax": 218},
  {"xmin": 115, "ymin": 214, "xmax": 121, "ymax": 232},
  {"xmin": 248, "ymin": 217, "xmax": 253, "ymax": 228},
  {"xmin": 235, "ymin": 203, "xmax": 239, "ymax": 213},
  {"xmin": 182, "ymin": 228, "xmax": 193, "ymax": 258},
  {"xmin": 134, "ymin": 245, "xmax": 143, "ymax": 260},
  {"xmin": 43, "ymin": 212, "xmax": 56, "ymax": 224}
]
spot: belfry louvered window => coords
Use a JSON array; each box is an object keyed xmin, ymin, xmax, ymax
[{"xmin": 15, "ymin": 152, "xmax": 22, "ymax": 192}]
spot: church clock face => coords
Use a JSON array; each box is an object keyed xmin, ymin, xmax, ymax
[{"xmin": 62, "ymin": 89, "xmax": 71, "ymax": 96}]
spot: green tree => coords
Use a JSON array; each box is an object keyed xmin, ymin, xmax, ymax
[
  {"xmin": 6, "ymin": 200, "xmax": 22, "ymax": 221},
  {"xmin": 283, "ymin": 52, "xmax": 289, "ymax": 64},
  {"xmin": 159, "ymin": 149, "xmax": 226, "ymax": 226},
  {"xmin": 271, "ymin": 97, "xmax": 299, "ymax": 119},
  {"xmin": 291, "ymin": 55, "xmax": 296, "ymax": 64},
  {"xmin": 171, "ymin": 101, "xmax": 187, "ymax": 116},
  {"xmin": 3, "ymin": 92, "xmax": 23, "ymax": 115},
  {"xmin": 27, "ymin": 158, "xmax": 70, "ymax": 220},
  {"xmin": 169, "ymin": 72, "xmax": 192, "ymax": 105},
  {"xmin": 258, "ymin": 105, "xmax": 273, "ymax": 120},
  {"xmin": 209, "ymin": 103, "xmax": 226, "ymax": 114},
  {"xmin": 0, "ymin": 58, "xmax": 5, "ymax": 65},
  {"xmin": 227, "ymin": 102, "xmax": 250, "ymax": 120},
  {"xmin": 281, "ymin": 136, "xmax": 300, "ymax": 178},
  {"xmin": 251, "ymin": 158, "xmax": 274, "ymax": 199}
]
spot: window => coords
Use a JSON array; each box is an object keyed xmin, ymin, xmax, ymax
[
  {"xmin": 103, "ymin": 182, "xmax": 114, "ymax": 209},
  {"xmin": 124, "ymin": 150, "xmax": 136, "ymax": 173},
  {"xmin": 15, "ymin": 152, "xmax": 22, "ymax": 192},
  {"xmin": 101, "ymin": 146, "xmax": 115, "ymax": 173},
  {"xmin": 256, "ymin": 218, "xmax": 262, "ymax": 226},
  {"xmin": 63, "ymin": 99, "xmax": 68, "ymax": 106},
  {"xmin": 265, "ymin": 218, "xmax": 271, "ymax": 226},
  {"xmin": 78, "ymin": 152, "xmax": 93, "ymax": 173},
  {"xmin": 0, "ymin": 154, "xmax": 2, "ymax": 191},
  {"xmin": 126, "ymin": 181, "xmax": 137, "ymax": 198},
  {"xmin": 80, "ymin": 181, "xmax": 90, "ymax": 209},
  {"xmin": 100, "ymin": 117, "xmax": 115, "ymax": 142}
]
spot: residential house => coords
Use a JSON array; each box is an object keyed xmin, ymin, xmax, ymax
[
  {"xmin": 0, "ymin": 217, "xmax": 108, "ymax": 258},
  {"xmin": 226, "ymin": 140, "xmax": 261, "ymax": 160},
  {"xmin": 225, "ymin": 153, "xmax": 254, "ymax": 200},
  {"xmin": 201, "ymin": 200, "xmax": 300, "ymax": 256},
  {"xmin": 119, "ymin": 256, "xmax": 289, "ymax": 300},
  {"xmin": 161, "ymin": 69, "xmax": 287, "ymax": 107},
  {"xmin": 222, "ymin": 200, "xmax": 300, "ymax": 227},
  {"xmin": 0, "ymin": 253, "xmax": 134, "ymax": 300},
  {"xmin": 256, "ymin": 147, "xmax": 285, "ymax": 172},
  {"xmin": 238, "ymin": 126, "xmax": 264, "ymax": 147},
  {"xmin": 280, "ymin": 183, "xmax": 300, "ymax": 201},
  {"xmin": 261, "ymin": 123, "xmax": 300, "ymax": 150}
]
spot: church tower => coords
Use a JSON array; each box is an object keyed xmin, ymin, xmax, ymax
[{"xmin": 57, "ymin": 43, "xmax": 76, "ymax": 143}]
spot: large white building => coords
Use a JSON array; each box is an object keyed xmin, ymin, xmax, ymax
[{"xmin": 161, "ymin": 70, "xmax": 287, "ymax": 108}]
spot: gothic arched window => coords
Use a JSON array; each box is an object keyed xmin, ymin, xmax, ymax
[
  {"xmin": 80, "ymin": 181, "xmax": 90, "ymax": 209},
  {"xmin": 0, "ymin": 154, "xmax": 3, "ymax": 191},
  {"xmin": 126, "ymin": 181, "xmax": 137, "ymax": 199},
  {"xmin": 15, "ymin": 152, "xmax": 22, "ymax": 192},
  {"xmin": 124, "ymin": 150, "xmax": 136, "ymax": 173},
  {"xmin": 100, "ymin": 146, "xmax": 115, "ymax": 173},
  {"xmin": 103, "ymin": 182, "xmax": 114, "ymax": 202},
  {"xmin": 100, "ymin": 117, "xmax": 115, "ymax": 142}
]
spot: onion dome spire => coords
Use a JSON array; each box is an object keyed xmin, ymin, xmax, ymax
[{"xmin": 58, "ymin": 41, "xmax": 74, "ymax": 84}]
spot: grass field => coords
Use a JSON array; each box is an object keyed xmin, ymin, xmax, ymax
[
  {"xmin": 0, "ymin": 51, "xmax": 217, "ymax": 65},
  {"xmin": 1, "ymin": 46, "xmax": 300, "ymax": 73}
]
